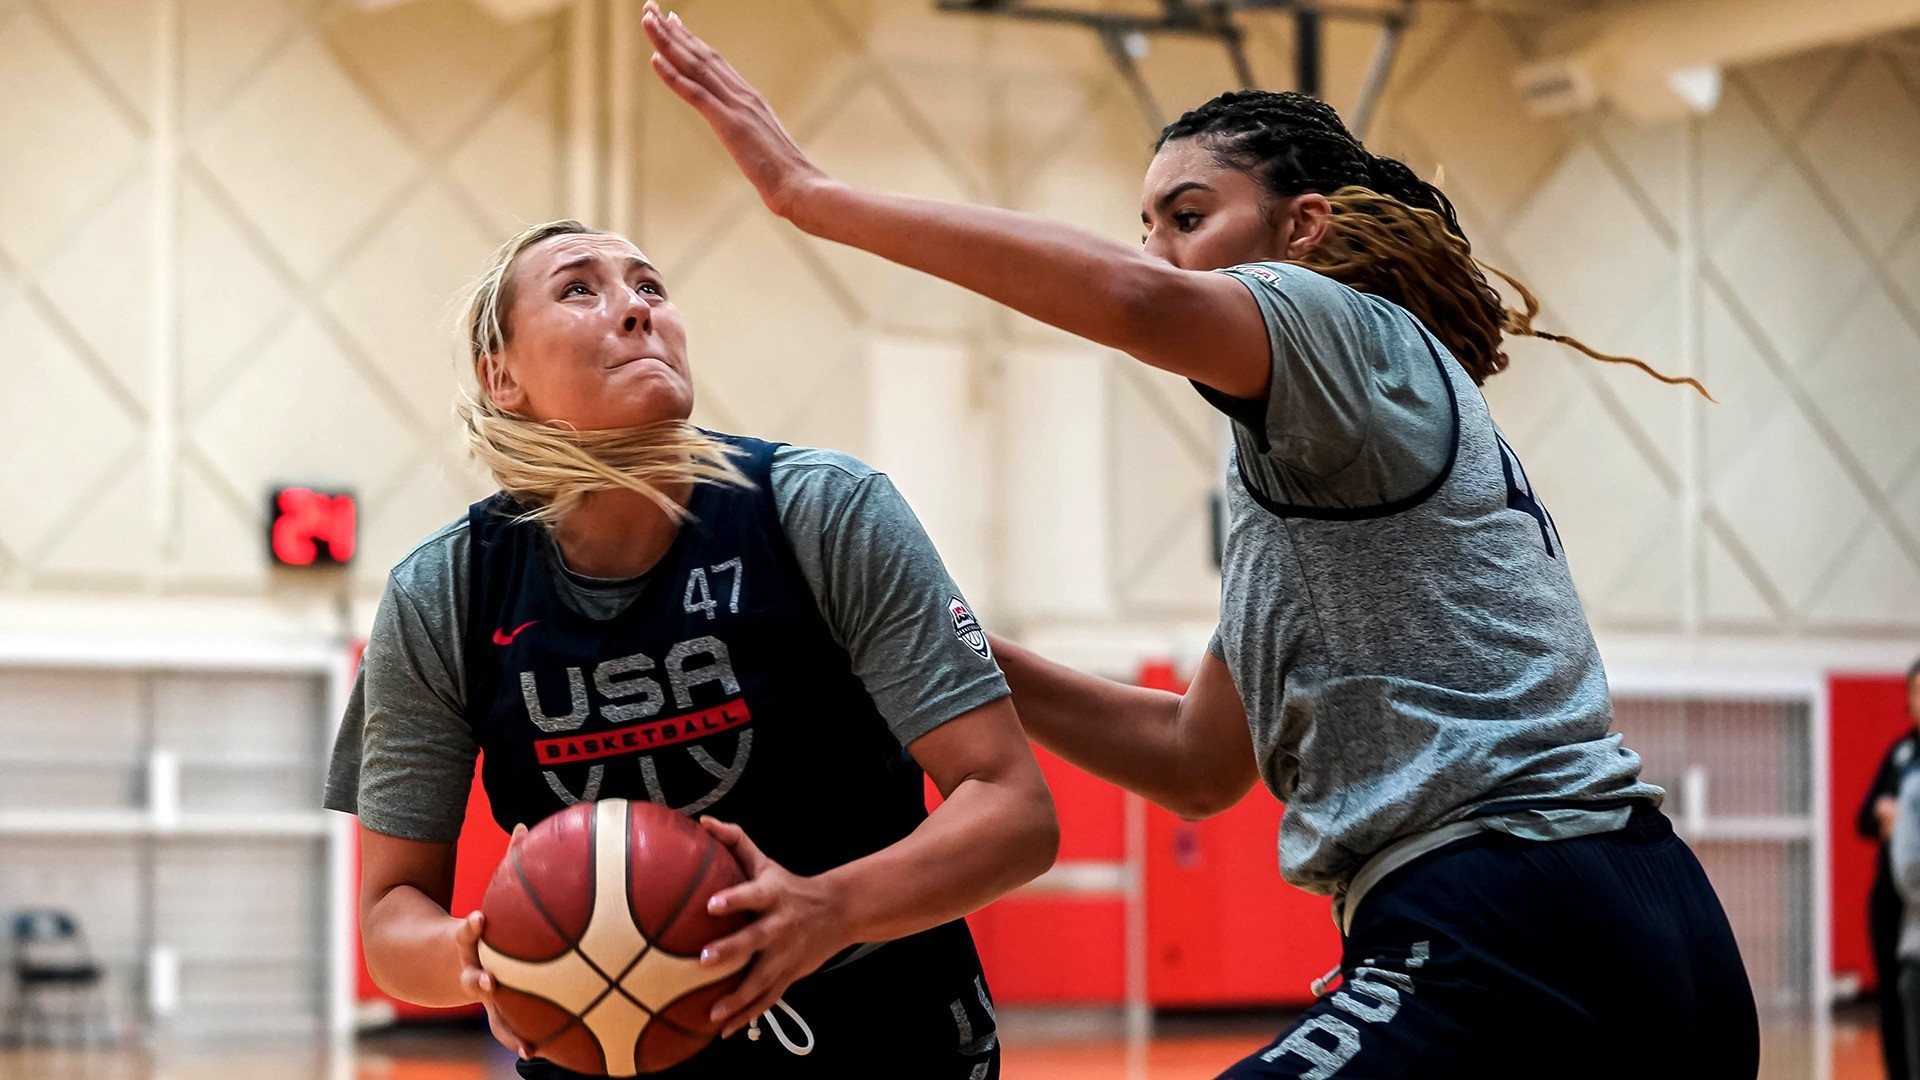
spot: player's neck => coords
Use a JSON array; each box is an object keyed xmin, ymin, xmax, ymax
[{"xmin": 551, "ymin": 484, "xmax": 689, "ymax": 579}]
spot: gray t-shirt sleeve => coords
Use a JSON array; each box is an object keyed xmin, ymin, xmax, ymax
[
  {"xmin": 1202, "ymin": 262, "xmax": 1455, "ymax": 510},
  {"xmin": 772, "ymin": 446, "xmax": 1011, "ymax": 746},
  {"xmin": 322, "ymin": 521, "xmax": 476, "ymax": 844},
  {"xmin": 1895, "ymin": 770, "xmax": 1920, "ymax": 903}
]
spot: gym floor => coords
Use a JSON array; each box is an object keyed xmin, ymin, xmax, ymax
[{"xmin": 0, "ymin": 1009, "xmax": 1886, "ymax": 1079}]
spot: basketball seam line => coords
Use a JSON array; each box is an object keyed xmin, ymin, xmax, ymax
[
  {"xmin": 528, "ymin": 1014, "xmax": 607, "ymax": 1074},
  {"xmin": 596, "ymin": 828, "xmax": 728, "ymax": 1033},
  {"xmin": 508, "ymin": 844, "xmax": 628, "ymax": 995},
  {"xmin": 568, "ymin": 803, "xmax": 636, "ymax": 988},
  {"xmin": 647, "ymin": 986, "xmax": 717, "ymax": 1040},
  {"xmin": 510, "ymin": 835, "xmax": 585, "ymax": 954},
  {"xmin": 503, "ymin": 842, "xmax": 628, "ymax": 1062},
  {"xmin": 507, "ymin": 988, "xmax": 589, "ymax": 1049},
  {"xmin": 591, "ymin": 810, "xmax": 725, "ymax": 1022},
  {"xmin": 653, "ymin": 829, "xmax": 723, "ymax": 962},
  {"xmin": 602, "ymin": 940, "xmax": 657, "ymax": 1014},
  {"xmin": 503, "ymin": 814, "xmax": 635, "ymax": 1039}
]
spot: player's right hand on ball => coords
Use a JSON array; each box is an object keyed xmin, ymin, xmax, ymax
[{"xmin": 461, "ymin": 824, "xmax": 534, "ymax": 1059}]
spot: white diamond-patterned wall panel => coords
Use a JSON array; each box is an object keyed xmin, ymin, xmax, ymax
[
  {"xmin": 33, "ymin": 178, "xmax": 154, "ymax": 403},
  {"xmin": 0, "ymin": 0, "xmax": 569, "ymax": 595},
  {"xmin": 1893, "ymin": 227, "xmax": 1920, "ymax": 316},
  {"xmin": 1502, "ymin": 141, "xmax": 1678, "ymax": 346},
  {"xmin": 1709, "ymin": 162, "xmax": 1868, "ymax": 367},
  {"xmin": 191, "ymin": 36, "xmax": 420, "ymax": 280},
  {"xmin": 1799, "ymin": 55, "xmax": 1920, "ymax": 253},
  {"xmin": 445, "ymin": 55, "xmax": 565, "ymax": 237},
  {"xmin": 318, "ymin": 0, "xmax": 547, "ymax": 151},
  {"xmin": 177, "ymin": 174, "xmax": 298, "ymax": 412},
  {"xmin": 37, "ymin": 0, "xmax": 159, "ymax": 123},
  {"xmin": 1809, "ymin": 288, "xmax": 1920, "ymax": 493},
  {"xmin": 1390, "ymin": 17, "xmax": 1571, "ymax": 230},
  {"xmin": 188, "ymin": 312, "xmax": 425, "ymax": 501},
  {"xmin": 321, "ymin": 184, "xmax": 501, "ymax": 425},
  {"xmin": 0, "ymin": 290, "xmax": 145, "ymax": 562},
  {"xmin": 181, "ymin": 0, "xmax": 305, "ymax": 127},
  {"xmin": 1371, "ymin": 22, "xmax": 1920, "ymax": 637},
  {"xmin": 1108, "ymin": 364, "xmax": 1221, "ymax": 614},
  {"xmin": 675, "ymin": 211, "xmax": 866, "ymax": 448},
  {"xmin": 801, "ymin": 75, "xmax": 984, "ymax": 333},
  {"xmin": 6, "ymin": 0, "xmax": 1919, "ymax": 645},
  {"xmin": 1746, "ymin": 47, "xmax": 1853, "ymax": 136},
  {"xmin": 0, "ymin": 6, "xmax": 147, "ymax": 268},
  {"xmin": 35, "ymin": 464, "xmax": 164, "ymax": 587},
  {"xmin": 1514, "ymin": 394, "xmax": 1680, "ymax": 626}
]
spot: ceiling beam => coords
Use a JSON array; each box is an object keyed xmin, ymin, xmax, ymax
[{"xmin": 1522, "ymin": 0, "xmax": 1920, "ymax": 121}]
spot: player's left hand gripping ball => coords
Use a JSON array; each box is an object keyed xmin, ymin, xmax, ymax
[{"xmin": 696, "ymin": 816, "xmax": 855, "ymax": 1039}]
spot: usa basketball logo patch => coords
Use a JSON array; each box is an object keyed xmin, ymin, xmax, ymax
[{"xmin": 948, "ymin": 596, "xmax": 990, "ymax": 659}]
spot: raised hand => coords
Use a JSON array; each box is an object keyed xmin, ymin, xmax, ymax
[
  {"xmin": 695, "ymin": 816, "xmax": 853, "ymax": 1039},
  {"xmin": 641, "ymin": 2, "xmax": 829, "ymax": 219}
]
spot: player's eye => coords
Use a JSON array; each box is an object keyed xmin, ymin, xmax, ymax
[
  {"xmin": 1173, "ymin": 211, "xmax": 1202, "ymax": 232},
  {"xmin": 562, "ymin": 281, "xmax": 591, "ymax": 298}
]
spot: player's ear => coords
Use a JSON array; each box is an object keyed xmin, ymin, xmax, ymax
[
  {"xmin": 483, "ymin": 355, "xmax": 528, "ymax": 414},
  {"xmin": 1280, "ymin": 193, "xmax": 1332, "ymax": 259}
]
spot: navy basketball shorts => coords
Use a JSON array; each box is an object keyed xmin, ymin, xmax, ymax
[
  {"xmin": 516, "ymin": 925, "xmax": 999, "ymax": 1080},
  {"xmin": 1220, "ymin": 806, "xmax": 1760, "ymax": 1080}
]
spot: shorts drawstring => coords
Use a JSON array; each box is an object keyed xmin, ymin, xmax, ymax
[
  {"xmin": 1310, "ymin": 963, "xmax": 1343, "ymax": 997},
  {"xmin": 745, "ymin": 997, "xmax": 814, "ymax": 1056}
]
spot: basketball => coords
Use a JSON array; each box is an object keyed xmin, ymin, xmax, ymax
[{"xmin": 477, "ymin": 799, "xmax": 753, "ymax": 1076}]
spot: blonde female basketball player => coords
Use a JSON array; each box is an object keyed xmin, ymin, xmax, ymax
[
  {"xmin": 644, "ymin": 4, "xmax": 1758, "ymax": 1076},
  {"xmin": 324, "ymin": 221, "xmax": 1058, "ymax": 1078}
]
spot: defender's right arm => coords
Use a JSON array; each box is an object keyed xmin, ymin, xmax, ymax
[{"xmin": 990, "ymin": 636, "xmax": 1260, "ymax": 821}]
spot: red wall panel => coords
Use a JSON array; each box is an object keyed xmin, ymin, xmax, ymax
[
  {"xmin": 969, "ymin": 897, "xmax": 1127, "ymax": 1003},
  {"xmin": 960, "ymin": 745, "xmax": 1131, "ymax": 1003},
  {"xmin": 1133, "ymin": 659, "xmax": 1338, "ymax": 1008},
  {"xmin": 1144, "ymin": 797, "xmax": 1338, "ymax": 1008},
  {"xmin": 1830, "ymin": 673, "xmax": 1911, "ymax": 993}
]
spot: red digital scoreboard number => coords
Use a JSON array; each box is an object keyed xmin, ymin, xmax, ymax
[{"xmin": 270, "ymin": 487, "xmax": 357, "ymax": 567}]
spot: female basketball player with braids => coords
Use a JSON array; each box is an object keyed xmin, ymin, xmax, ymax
[
  {"xmin": 324, "ymin": 219, "xmax": 1058, "ymax": 1078},
  {"xmin": 645, "ymin": 5, "xmax": 1758, "ymax": 1076}
]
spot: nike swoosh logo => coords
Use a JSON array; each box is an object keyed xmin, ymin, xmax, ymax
[{"xmin": 492, "ymin": 620, "xmax": 538, "ymax": 646}]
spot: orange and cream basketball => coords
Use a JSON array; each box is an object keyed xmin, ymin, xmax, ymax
[{"xmin": 477, "ymin": 799, "xmax": 751, "ymax": 1076}]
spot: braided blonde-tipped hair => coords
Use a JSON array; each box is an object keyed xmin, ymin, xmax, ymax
[
  {"xmin": 1297, "ymin": 188, "xmax": 1712, "ymax": 397},
  {"xmin": 457, "ymin": 220, "xmax": 749, "ymax": 525},
  {"xmin": 1160, "ymin": 90, "xmax": 1711, "ymax": 399}
]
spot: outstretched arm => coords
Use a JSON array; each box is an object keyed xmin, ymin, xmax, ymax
[
  {"xmin": 990, "ymin": 634, "xmax": 1260, "ymax": 820},
  {"xmin": 640, "ymin": 3, "xmax": 1271, "ymax": 401}
]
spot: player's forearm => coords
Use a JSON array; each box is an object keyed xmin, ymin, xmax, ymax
[
  {"xmin": 362, "ymin": 886, "xmax": 474, "ymax": 1008},
  {"xmin": 989, "ymin": 634, "xmax": 1197, "ymax": 809},
  {"xmin": 786, "ymin": 178, "xmax": 1170, "ymax": 358},
  {"xmin": 820, "ymin": 771, "xmax": 1058, "ymax": 946}
]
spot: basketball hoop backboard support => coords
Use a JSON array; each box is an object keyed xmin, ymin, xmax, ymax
[{"xmin": 933, "ymin": 0, "xmax": 1415, "ymax": 138}]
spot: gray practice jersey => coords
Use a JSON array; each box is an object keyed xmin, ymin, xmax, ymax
[
  {"xmin": 325, "ymin": 445, "xmax": 1009, "ymax": 844},
  {"xmin": 1201, "ymin": 262, "xmax": 1663, "ymax": 897},
  {"xmin": 1893, "ymin": 768, "xmax": 1920, "ymax": 962}
]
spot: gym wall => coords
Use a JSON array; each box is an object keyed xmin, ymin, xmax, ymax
[{"xmin": 0, "ymin": 1, "xmax": 1915, "ymax": 664}]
